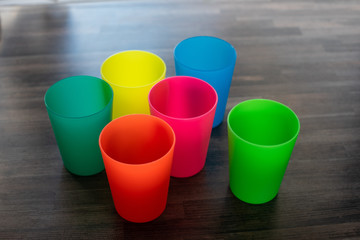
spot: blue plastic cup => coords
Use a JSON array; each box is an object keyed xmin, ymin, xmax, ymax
[{"xmin": 174, "ymin": 36, "xmax": 237, "ymax": 127}]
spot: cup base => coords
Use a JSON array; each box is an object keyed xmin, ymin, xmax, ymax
[
  {"xmin": 170, "ymin": 170, "xmax": 203, "ymax": 178},
  {"xmin": 170, "ymin": 163, "xmax": 205, "ymax": 178},
  {"xmin": 212, "ymin": 119, "xmax": 223, "ymax": 128},
  {"xmin": 229, "ymin": 184, "xmax": 278, "ymax": 205},
  {"xmin": 115, "ymin": 205, "xmax": 166, "ymax": 223},
  {"xmin": 64, "ymin": 166, "xmax": 105, "ymax": 177}
]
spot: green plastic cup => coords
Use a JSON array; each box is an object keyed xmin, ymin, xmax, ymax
[
  {"xmin": 227, "ymin": 99, "xmax": 300, "ymax": 204},
  {"xmin": 44, "ymin": 76, "xmax": 113, "ymax": 176}
]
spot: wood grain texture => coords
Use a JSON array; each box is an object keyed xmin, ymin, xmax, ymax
[{"xmin": 0, "ymin": 0, "xmax": 360, "ymax": 239}]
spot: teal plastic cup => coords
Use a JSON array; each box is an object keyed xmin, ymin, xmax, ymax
[
  {"xmin": 227, "ymin": 99, "xmax": 300, "ymax": 204},
  {"xmin": 44, "ymin": 76, "xmax": 113, "ymax": 176}
]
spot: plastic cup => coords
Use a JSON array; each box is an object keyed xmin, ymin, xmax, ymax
[
  {"xmin": 100, "ymin": 50, "xmax": 166, "ymax": 119},
  {"xmin": 44, "ymin": 76, "xmax": 113, "ymax": 176},
  {"xmin": 99, "ymin": 114, "xmax": 175, "ymax": 223},
  {"xmin": 174, "ymin": 36, "xmax": 237, "ymax": 127},
  {"xmin": 227, "ymin": 99, "xmax": 300, "ymax": 204},
  {"xmin": 149, "ymin": 76, "xmax": 218, "ymax": 178}
]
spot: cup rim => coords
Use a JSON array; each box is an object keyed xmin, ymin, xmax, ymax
[
  {"xmin": 174, "ymin": 36, "xmax": 237, "ymax": 72},
  {"xmin": 227, "ymin": 99, "xmax": 301, "ymax": 148},
  {"xmin": 100, "ymin": 50, "xmax": 167, "ymax": 89},
  {"xmin": 44, "ymin": 75, "xmax": 114, "ymax": 119},
  {"xmin": 148, "ymin": 76, "xmax": 218, "ymax": 121},
  {"xmin": 99, "ymin": 114, "xmax": 176, "ymax": 166}
]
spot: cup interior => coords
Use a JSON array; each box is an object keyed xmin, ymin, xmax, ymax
[
  {"xmin": 149, "ymin": 76, "xmax": 218, "ymax": 119},
  {"xmin": 44, "ymin": 76, "xmax": 113, "ymax": 118},
  {"xmin": 174, "ymin": 36, "xmax": 237, "ymax": 71},
  {"xmin": 228, "ymin": 99, "xmax": 300, "ymax": 146},
  {"xmin": 99, "ymin": 115, "xmax": 175, "ymax": 165},
  {"xmin": 101, "ymin": 50, "xmax": 166, "ymax": 88}
]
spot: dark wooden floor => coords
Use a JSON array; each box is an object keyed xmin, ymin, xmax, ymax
[{"xmin": 1, "ymin": 0, "xmax": 360, "ymax": 239}]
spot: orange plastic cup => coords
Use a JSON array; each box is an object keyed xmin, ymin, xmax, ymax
[{"xmin": 99, "ymin": 114, "xmax": 175, "ymax": 223}]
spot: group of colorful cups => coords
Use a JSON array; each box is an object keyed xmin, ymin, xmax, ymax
[{"xmin": 44, "ymin": 36, "xmax": 300, "ymax": 223}]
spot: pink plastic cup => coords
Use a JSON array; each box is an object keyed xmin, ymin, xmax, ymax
[{"xmin": 149, "ymin": 76, "xmax": 218, "ymax": 178}]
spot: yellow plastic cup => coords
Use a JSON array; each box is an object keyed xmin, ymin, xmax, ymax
[{"xmin": 101, "ymin": 50, "xmax": 166, "ymax": 119}]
